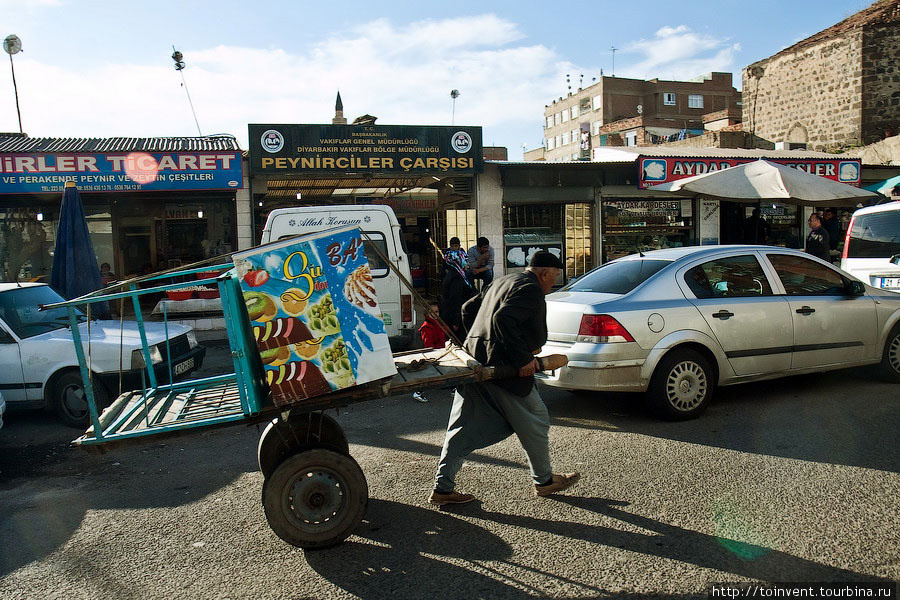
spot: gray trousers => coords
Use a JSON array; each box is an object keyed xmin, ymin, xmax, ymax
[{"xmin": 433, "ymin": 381, "xmax": 552, "ymax": 492}]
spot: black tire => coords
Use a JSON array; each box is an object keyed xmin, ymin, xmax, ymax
[
  {"xmin": 53, "ymin": 370, "xmax": 109, "ymax": 429},
  {"xmin": 262, "ymin": 449, "xmax": 368, "ymax": 549},
  {"xmin": 877, "ymin": 325, "xmax": 900, "ymax": 383},
  {"xmin": 647, "ymin": 349, "xmax": 714, "ymax": 421},
  {"xmin": 257, "ymin": 413, "xmax": 350, "ymax": 478}
]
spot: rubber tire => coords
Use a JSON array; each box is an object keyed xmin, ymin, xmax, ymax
[
  {"xmin": 647, "ymin": 349, "xmax": 714, "ymax": 421},
  {"xmin": 877, "ymin": 325, "xmax": 900, "ymax": 383},
  {"xmin": 54, "ymin": 370, "xmax": 109, "ymax": 429},
  {"xmin": 262, "ymin": 449, "xmax": 368, "ymax": 549},
  {"xmin": 257, "ymin": 413, "xmax": 350, "ymax": 478}
]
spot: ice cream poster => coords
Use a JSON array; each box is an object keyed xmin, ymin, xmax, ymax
[{"xmin": 233, "ymin": 226, "xmax": 396, "ymax": 406}]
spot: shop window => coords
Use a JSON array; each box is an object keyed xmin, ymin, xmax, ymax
[
  {"xmin": 602, "ymin": 199, "xmax": 695, "ymax": 262},
  {"xmin": 688, "ymin": 94, "xmax": 704, "ymax": 109},
  {"xmin": 446, "ymin": 208, "xmax": 477, "ymax": 251},
  {"xmin": 565, "ymin": 203, "xmax": 593, "ymax": 280},
  {"xmin": 663, "ymin": 92, "xmax": 676, "ymax": 106}
]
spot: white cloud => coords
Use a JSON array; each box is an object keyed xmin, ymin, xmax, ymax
[
  {"xmin": 0, "ymin": 14, "xmax": 566, "ymax": 152},
  {"xmin": 622, "ymin": 25, "xmax": 739, "ymax": 81}
]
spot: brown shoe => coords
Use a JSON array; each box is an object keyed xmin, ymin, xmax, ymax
[
  {"xmin": 429, "ymin": 490, "xmax": 476, "ymax": 506},
  {"xmin": 534, "ymin": 472, "xmax": 581, "ymax": 497}
]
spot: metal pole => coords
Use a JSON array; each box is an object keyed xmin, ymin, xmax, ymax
[{"xmin": 8, "ymin": 52, "xmax": 22, "ymax": 133}]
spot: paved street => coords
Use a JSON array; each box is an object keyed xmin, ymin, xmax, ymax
[{"xmin": 1, "ymin": 340, "xmax": 898, "ymax": 599}]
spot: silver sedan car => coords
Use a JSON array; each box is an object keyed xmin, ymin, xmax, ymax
[{"xmin": 539, "ymin": 245, "xmax": 900, "ymax": 420}]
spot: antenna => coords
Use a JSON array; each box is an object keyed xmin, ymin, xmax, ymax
[
  {"xmin": 610, "ymin": 47, "xmax": 618, "ymax": 77},
  {"xmin": 3, "ymin": 34, "xmax": 23, "ymax": 133},
  {"xmin": 171, "ymin": 46, "xmax": 202, "ymax": 136},
  {"xmin": 450, "ymin": 89, "xmax": 460, "ymax": 125}
]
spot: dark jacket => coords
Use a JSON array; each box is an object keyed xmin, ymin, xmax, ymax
[
  {"xmin": 461, "ymin": 271, "xmax": 547, "ymax": 396},
  {"xmin": 440, "ymin": 269, "xmax": 475, "ymax": 335},
  {"xmin": 823, "ymin": 216, "xmax": 841, "ymax": 251},
  {"xmin": 806, "ymin": 226, "xmax": 831, "ymax": 261}
]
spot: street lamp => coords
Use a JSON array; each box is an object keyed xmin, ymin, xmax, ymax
[
  {"xmin": 3, "ymin": 34, "xmax": 23, "ymax": 134},
  {"xmin": 450, "ymin": 89, "xmax": 460, "ymax": 125}
]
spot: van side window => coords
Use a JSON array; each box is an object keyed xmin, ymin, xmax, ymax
[{"xmin": 847, "ymin": 210, "xmax": 900, "ymax": 258}]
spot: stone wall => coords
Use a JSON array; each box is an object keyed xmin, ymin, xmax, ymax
[
  {"xmin": 861, "ymin": 23, "xmax": 900, "ymax": 144},
  {"xmin": 658, "ymin": 130, "xmax": 774, "ymax": 150},
  {"xmin": 743, "ymin": 30, "xmax": 864, "ymax": 151}
]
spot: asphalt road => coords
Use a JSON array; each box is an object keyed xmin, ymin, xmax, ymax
[{"xmin": 1, "ymin": 341, "xmax": 898, "ymax": 599}]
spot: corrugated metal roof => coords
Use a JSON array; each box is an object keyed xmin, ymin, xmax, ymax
[{"xmin": 0, "ymin": 135, "xmax": 242, "ymax": 153}]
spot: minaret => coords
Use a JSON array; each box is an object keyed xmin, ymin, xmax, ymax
[{"xmin": 332, "ymin": 91, "xmax": 347, "ymax": 125}]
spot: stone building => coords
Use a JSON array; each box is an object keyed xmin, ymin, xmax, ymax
[
  {"xmin": 743, "ymin": 0, "xmax": 900, "ymax": 152},
  {"xmin": 535, "ymin": 72, "xmax": 741, "ymax": 161}
]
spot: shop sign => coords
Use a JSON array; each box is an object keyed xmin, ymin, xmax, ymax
[
  {"xmin": 248, "ymin": 124, "xmax": 483, "ymax": 175},
  {"xmin": 0, "ymin": 152, "xmax": 243, "ymax": 194},
  {"xmin": 606, "ymin": 200, "xmax": 682, "ymax": 215},
  {"xmin": 638, "ymin": 156, "xmax": 862, "ymax": 189},
  {"xmin": 367, "ymin": 195, "xmax": 437, "ymax": 214}
]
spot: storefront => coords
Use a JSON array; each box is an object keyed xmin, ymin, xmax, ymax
[
  {"xmin": 0, "ymin": 136, "xmax": 245, "ymax": 283},
  {"xmin": 247, "ymin": 123, "xmax": 483, "ymax": 294}
]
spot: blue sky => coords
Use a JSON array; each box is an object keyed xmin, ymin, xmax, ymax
[{"xmin": 0, "ymin": 0, "xmax": 873, "ymax": 159}]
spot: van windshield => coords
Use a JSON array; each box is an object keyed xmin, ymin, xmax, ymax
[{"xmin": 847, "ymin": 210, "xmax": 900, "ymax": 258}]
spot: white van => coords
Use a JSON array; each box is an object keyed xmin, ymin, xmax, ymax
[
  {"xmin": 841, "ymin": 201, "xmax": 900, "ymax": 293},
  {"xmin": 261, "ymin": 205, "xmax": 416, "ymax": 348}
]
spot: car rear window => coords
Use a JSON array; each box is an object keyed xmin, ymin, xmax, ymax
[
  {"xmin": 562, "ymin": 259, "xmax": 669, "ymax": 294},
  {"xmin": 847, "ymin": 209, "xmax": 900, "ymax": 258}
]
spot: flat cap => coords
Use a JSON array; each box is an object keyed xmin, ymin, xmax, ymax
[{"xmin": 529, "ymin": 250, "xmax": 563, "ymax": 269}]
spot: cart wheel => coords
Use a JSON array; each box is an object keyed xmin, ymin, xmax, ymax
[
  {"xmin": 262, "ymin": 448, "xmax": 368, "ymax": 549},
  {"xmin": 257, "ymin": 413, "xmax": 350, "ymax": 479}
]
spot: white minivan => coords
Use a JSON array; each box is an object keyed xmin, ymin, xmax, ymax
[
  {"xmin": 260, "ymin": 205, "xmax": 416, "ymax": 349},
  {"xmin": 841, "ymin": 201, "xmax": 900, "ymax": 293}
]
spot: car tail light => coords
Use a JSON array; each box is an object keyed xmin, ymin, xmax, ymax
[
  {"xmin": 841, "ymin": 215, "xmax": 855, "ymax": 261},
  {"xmin": 401, "ymin": 294, "xmax": 412, "ymax": 323},
  {"xmin": 576, "ymin": 314, "xmax": 635, "ymax": 343}
]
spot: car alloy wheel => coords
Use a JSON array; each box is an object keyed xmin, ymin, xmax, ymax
[
  {"xmin": 648, "ymin": 348, "xmax": 714, "ymax": 421},
  {"xmin": 665, "ymin": 360, "xmax": 708, "ymax": 411}
]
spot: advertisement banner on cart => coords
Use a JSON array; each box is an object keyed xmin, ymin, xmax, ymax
[
  {"xmin": 0, "ymin": 151, "xmax": 243, "ymax": 193},
  {"xmin": 233, "ymin": 226, "xmax": 396, "ymax": 407}
]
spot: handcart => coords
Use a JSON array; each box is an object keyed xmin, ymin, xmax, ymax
[{"xmin": 45, "ymin": 230, "xmax": 562, "ymax": 549}]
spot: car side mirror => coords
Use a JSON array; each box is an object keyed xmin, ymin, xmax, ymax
[{"xmin": 847, "ymin": 280, "xmax": 865, "ymax": 296}]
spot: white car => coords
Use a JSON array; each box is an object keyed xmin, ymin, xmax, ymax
[
  {"xmin": 0, "ymin": 282, "xmax": 205, "ymax": 427},
  {"xmin": 841, "ymin": 201, "xmax": 900, "ymax": 293}
]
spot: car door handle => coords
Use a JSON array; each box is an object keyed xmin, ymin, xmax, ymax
[
  {"xmin": 795, "ymin": 306, "xmax": 816, "ymax": 315},
  {"xmin": 712, "ymin": 310, "xmax": 734, "ymax": 320}
]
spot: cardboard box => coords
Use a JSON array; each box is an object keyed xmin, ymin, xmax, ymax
[{"xmin": 233, "ymin": 226, "xmax": 396, "ymax": 406}]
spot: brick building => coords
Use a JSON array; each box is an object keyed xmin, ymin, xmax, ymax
[
  {"xmin": 743, "ymin": 0, "xmax": 900, "ymax": 152},
  {"xmin": 534, "ymin": 72, "xmax": 741, "ymax": 161}
]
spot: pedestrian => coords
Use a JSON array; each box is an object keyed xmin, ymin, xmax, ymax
[
  {"xmin": 742, "ymin": 208, "xmax": 770, "ymax": 244},
  {"xmin": 805, "ymin": 213, "xmax": 831, "ymax": 261},
  {"xmin": 429, "ymin": 250, "xmax": 580, "ymax": 506},
  {"xmin": 439, "ymin": 250, "xmax": 475, "ymax": 337},
  {"xmin": 419, "ymin": 301, "xmax": 447, "ymax": 350},
  {"xmin": 822, "ymin": 207, "xmax": 841, "ymax": 259},
  {"xmin": 467, "ymin": 236, "xmax": 494, "ymax": 286},
  {"xmin": 445, "ymin": 237, "xmax": 468, "ymax": 270}
]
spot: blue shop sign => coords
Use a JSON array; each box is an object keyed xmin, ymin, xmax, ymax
[{"xmin": 0, "ymin": 151, "xmax": 243, "ymax": 194}]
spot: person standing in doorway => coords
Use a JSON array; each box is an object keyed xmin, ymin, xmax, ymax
[
  {"xmin": 429, "ymin": 251, "xmax": 580, "ymax": 506},
  {"xmin": 822, "ymin": 208, "xmax": 841, "ymax": 261},
  {"xmin": 467, "ymin": 236, "xmax": 494, "ymax": 286}
]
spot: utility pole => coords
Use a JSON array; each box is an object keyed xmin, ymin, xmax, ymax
[
  {"xmin": 610, "ymin": 46, "xmax": 618, "ymax": 77},
  {"xmin": 3, "ymin": 35, "xmax": 23, "ymax": 133}
]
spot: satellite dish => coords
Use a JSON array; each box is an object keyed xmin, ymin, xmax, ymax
[
  {"xmin": 636, "ymin": 104, "xmax": 643, "ymax": 114},
  {"xmin": 3, "ymin": 35, "xmax": 22, "ymax": 55}
]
